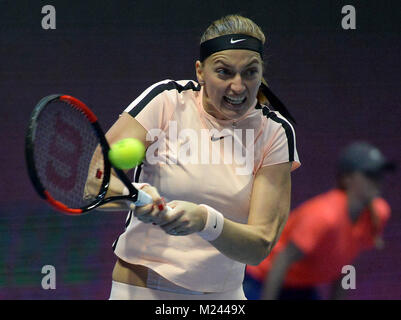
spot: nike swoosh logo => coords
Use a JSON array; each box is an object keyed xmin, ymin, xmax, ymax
[
  {"xmin": 213, "ymin": 216, "xmax": 218, "ymax": 229},
  {"xmin": 230, "ymin": 38, "xmax": 246, "ymax": 44},
  {"xmin": 211, "ymin": 135, "xmax": 228, "ymax": 141}
]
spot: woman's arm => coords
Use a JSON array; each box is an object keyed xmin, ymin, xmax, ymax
[
  {"xmin": 85, "ymin": 112, "xmax": 160, "ymax": 211},
  {"xmin": 153, "ymin": 162, "xmax": 292, "ymax": 265},
  {"xmin": 98, "ymin": 115, "xmax": 293, "ymax": 266},
  {"xmin": 104, "ymin": 112, "xmax": 151, "ymax": 149},
  {"xmin": 210, "ymin": 162, "xmax": 292, "ymax": 265}
]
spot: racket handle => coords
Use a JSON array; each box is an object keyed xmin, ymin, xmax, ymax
[
  {"xmin": 135, "ymin": 189, "xmax": 153, "ymax": 206},
  {"xmin": 135, "ymin": 190, "xmax": 173, "ymax": 213}
]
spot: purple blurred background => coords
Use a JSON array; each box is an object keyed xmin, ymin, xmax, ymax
[{"xmin": 0, "ymin": 0, "xmax": 400, "ymax": 299}]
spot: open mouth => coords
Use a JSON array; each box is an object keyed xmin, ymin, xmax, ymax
[{"xmin": 223, "ymin": 95, "xmax": 247, "ymax": 106}]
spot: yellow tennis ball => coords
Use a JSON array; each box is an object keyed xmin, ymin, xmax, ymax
[{"xmin": 108, "ymin": 138, "xmax": 145, "ymax": 170}]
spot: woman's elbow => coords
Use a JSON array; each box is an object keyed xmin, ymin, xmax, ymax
[{"xmin": 248, "ymin": 238, "xmax": 273, "ymax": 266}]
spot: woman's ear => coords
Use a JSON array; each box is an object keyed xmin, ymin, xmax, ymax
[{"xmin": 195, "ymin": 60, "xmax": 204, "ymax": 85}]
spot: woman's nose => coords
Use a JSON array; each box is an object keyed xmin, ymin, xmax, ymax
[{"xmin": 230, "ymin": 74, "xmax": 246, "ymax": 93}]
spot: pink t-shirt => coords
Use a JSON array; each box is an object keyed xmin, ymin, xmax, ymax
[{"xmin": 113, "ymin": 79, "xmax": 300, "ymax": 292}]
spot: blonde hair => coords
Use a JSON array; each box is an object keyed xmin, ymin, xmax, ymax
[
  {"xmin": 200, "ymin": 15, "xmax": 266, "ymax": 45},
  {"xmin": 200, "ymin": 15, "xmax": 270, "ymax": 105}
]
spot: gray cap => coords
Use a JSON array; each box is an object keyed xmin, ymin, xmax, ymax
[{"xmin": 338, "ymin": 142, "xmax": 396, "ymax": 177}]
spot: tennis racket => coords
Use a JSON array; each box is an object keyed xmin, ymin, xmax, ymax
[{"xmin": 25, "ymin": 94, "xmax": 161, "ymax": 215}]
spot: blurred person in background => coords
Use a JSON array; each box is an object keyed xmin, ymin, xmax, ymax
[{"xmin": 244, "ymin": 142, "xmax": 396, "ymax": 300}]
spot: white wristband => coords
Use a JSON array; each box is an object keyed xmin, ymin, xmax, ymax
[
  {"xmin": 198, "ymin": 204, "xmax": 224, "ymax": 241},
  {"xmin": 122, "ymin": 183, "xmax": 150, "ymax": 195}
]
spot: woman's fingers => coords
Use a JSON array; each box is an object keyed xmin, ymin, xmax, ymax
[
  {"xmin": 167, "ymin": 201, "xmax": 178, "ymax": 209},
  {"xmin": 134, "ymin": 198, "xmax": 197, "ymax": 237},
  {"xmin": 133, "ymin": 185, "xmax": 167, "ymax": 223},
  {"xmin": 134, "ymin": 203, "xmax": 154, "ymax": 222},
  {"xmin": 159, "ymin": 212, "xmax": 189, "ymax": 235},
  {"xmin": 142, "ymin": 185, "xmax": 163, "ymax": 204},
  {"xmin": 142, "ymin": 186, "xmax": 168, "ymax": 215}
]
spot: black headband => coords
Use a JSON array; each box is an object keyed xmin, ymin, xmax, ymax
[{"xmin": 200, "ymin": 34, "xmax": 264, "ymax": 62}]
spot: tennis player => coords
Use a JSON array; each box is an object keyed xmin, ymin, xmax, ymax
[
  {"xmin": 245, "ymin": 142, "xmax": 395, "ymax": 300},
  {"xmin": 100, "ymin": 15, "xmax": 300, "ymax": 299}
]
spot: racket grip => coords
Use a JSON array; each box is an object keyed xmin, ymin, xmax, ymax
[
  {"xmin": 135, "ymin": 190, "xmax": 173, "ymax": 213},
  {"xmin": 135, "ymin": 189, "xmax": 153, "ymax": 206}
]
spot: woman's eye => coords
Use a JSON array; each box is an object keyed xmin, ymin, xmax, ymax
[
  {"xmin": 244, "ymin": 69, "xmax": 258, "ymax": 77},
  {"xmin": 216, "ymin": 68, "xmax": 231, "ymax": 76}
]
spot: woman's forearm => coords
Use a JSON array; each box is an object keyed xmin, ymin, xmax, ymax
[
  {"xmin": 85, "ymin": 171, "xmax": 132, "ymax": 212},
  {"xmin": 205, "ymin": 164, "xmax": 292, "ymax": 265},
  {"xmin": 209, "ymin": 162, "xmax": 292, "ymax": 265},
  {"xmin": 208, "ymin": 218, "xmax": 275, "ymax": 266}
]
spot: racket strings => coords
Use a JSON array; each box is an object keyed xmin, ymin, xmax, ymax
[{"xmin": 33, "ymin": 101, "xmax": 105, "ymax": 209}]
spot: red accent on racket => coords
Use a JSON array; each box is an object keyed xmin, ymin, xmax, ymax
[{"xmin": 25, "ymin": 94, "xmax": 153, "ymax": 215}]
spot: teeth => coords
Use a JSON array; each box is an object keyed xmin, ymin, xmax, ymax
[{"xmin": 225, "ymin": 96, "xmax": 246, "ymax": 104}]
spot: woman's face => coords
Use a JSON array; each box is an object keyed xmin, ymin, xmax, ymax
[{"xmin": 196, "ymin": 49, "xmax": 263, "ymax": 120}]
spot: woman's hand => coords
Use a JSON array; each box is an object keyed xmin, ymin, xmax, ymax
[
  {"xmin": 156, "ymin": 201, "xmax": 208, "ymax": 236},
  {"xmin": 133, "ymin": 185, "xmax": 167, "ymax": 223},
  {"xmin": 132, "ymin": 186, "xmax": 207, "ymax": 236}
]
